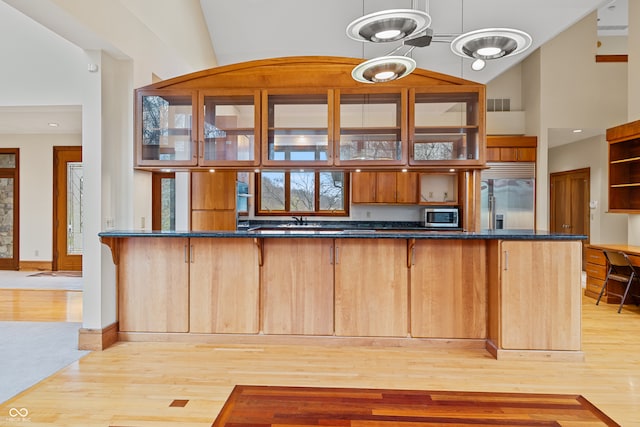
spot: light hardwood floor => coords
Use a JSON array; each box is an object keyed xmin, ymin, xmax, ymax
[{"xmin": 1, "ymin": 294, "xmax": 639, "ymax": 426}]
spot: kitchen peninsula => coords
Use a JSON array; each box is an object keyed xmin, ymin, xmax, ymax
[{"xmin": 100, "ymin": 228, "xmax": 585, "ymax": 361}]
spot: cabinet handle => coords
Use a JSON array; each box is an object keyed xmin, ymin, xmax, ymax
[
  {"xmin": 184, "ymin": 245, "xmax": 188, "ymax": 263},
  {"xmin": 412, "ymin": 247, "xmax": 416, "ymax": 266},
  {"xmin": 190, "ymin": 245, "xmax": 194, "ymax": 263},
  {"xmin": 504, "ymin": 250, "xmax": 509, "ymax": 271},
  {"xmin": 335, "ymin": 246, "xmax": 340, "ymax": 264},
  {"xmin": 329, "ymin": 245, "xmax": 334, "ymax": 265}
]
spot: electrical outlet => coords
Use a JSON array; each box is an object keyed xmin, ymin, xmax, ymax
[
  {"xmin": 443, "ymin": 191, "xmax": 448, "ymax": 201},
  {"xmin": 34, "ymin": 249, "xmax": 39, "ymax": 257},
  {"xmin": 428, "ymin": 191, "xmax": 433, "ymax": 199}
]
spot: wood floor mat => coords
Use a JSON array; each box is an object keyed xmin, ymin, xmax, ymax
[{"xmin": 212, "ymin": 385, "xmax": 620, "ymax": 426}]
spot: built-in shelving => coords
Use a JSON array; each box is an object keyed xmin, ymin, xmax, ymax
[{"xmin": 606, "ymin": 119, "xmax": 640, "ymax": 212}]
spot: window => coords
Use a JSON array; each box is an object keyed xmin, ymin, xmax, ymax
[
  {"xmin": 152, "ymin": 172, "xmax": 175, "ymax": 230},
  {"xmin": 257, "ymin": 171, "xmax": 348, "ymax": 215}
]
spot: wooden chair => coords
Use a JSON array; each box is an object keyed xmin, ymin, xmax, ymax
[{"xmin": 596, "ymin": 250, "xmax": 640, "ymax": 313}]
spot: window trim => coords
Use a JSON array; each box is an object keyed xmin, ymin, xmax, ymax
[{"xmin": 255, "ymin": 171, "xmax": 349, "ymax": 216}]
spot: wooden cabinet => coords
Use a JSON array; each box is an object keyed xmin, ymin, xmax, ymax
[
  {"xmin": 409, "ymin": 88, "xmax": 485, "ymax": 166},
  {"xmin": 191, "ymin": 170, "xmax": 236, "ymax": 231},
  {"xmin": 584, "ymin": 246, "xmax": 607, "ymax": 300},
  {"xmin": 351, "ymin": 171, "xmax": 418, "ymax": 204},
  {"xmin": 606, "ymin": 119, "xmax": 640, "ymax": 212},
  {"xmin": 261, "ymin": 238, "xmax": 334, "ymax": 335},
  {"xmin": 410, "ymin": 240, "xmax": 486, "ymax": 338},
  {"xmin": 189, "ymin": 238, "xmax": 260, "ymax": 334},
  {"xmin": 486, "ymin": 135, "xmax": 537, "ymax": 162},
  {"xmin": 134, "ymin": 57, "xmax": 486, "ymax": 171},
  {"xmin": 487, "ymin": 240, "xmax": 582, "ymax": 353},
  {"xmin": 135, "ymin": 90, "xmax": 198, "ymax": 167},
  {"xmin": 334, "ymin": 239, "xmax": 408, "ymax": 337},
  {"xmin": 118, "ymin": 237, "xmax": 189, "ymax": 333}
]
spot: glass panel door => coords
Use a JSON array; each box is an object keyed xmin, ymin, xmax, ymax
[
  {"xmin": 337, "ymin": 92, "xmax": 405, "ymax": 165},
  {"xmin": 0, "ymin": 149, "xmax": 18, "ymax": 270},
  {"xmin": 66, "ymin": 162, "xmax": 83, "ymax": 255},
  {"xmin": 0, "ymin": 177, "xmax": 14, "ymax": 261},
  {"xmin": 138, "ymin": 90, "xmax": 197, "ymax": 166},
  {"xmin": 264, "ymin": 93, "xmax": 330, "ymax": 166}
]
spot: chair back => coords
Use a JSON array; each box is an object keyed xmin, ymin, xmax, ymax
[{"xmin": 603, "ymin": 250, "xmax": 636, "ymax": 278}]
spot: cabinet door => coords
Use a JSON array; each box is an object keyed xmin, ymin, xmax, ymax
[
  {"xmin": 262, "ymin": 238, "xmax": 334, "ymax": 335},
  {"xmin": 191, "ymin": 171, "xmax": 236, "ymax": 210},
  {"xmin": 396, "ymin": 172, "xmax": 418, "ymax": 204},
  {"xmin": 118, "ymin": 237, "xmax": 189, "ymax": 332},
  {"xmin": 516, "ymin": 147, "xmax": 536, "ymax": 161},
  {"xmin": 410, "ymin": 240, "xmax": 486, "ymax": 338},
  {"xmin": 136, "ymin": 90, "xmax": 198, "ymax": 166},
  {"xmin": 189, "ymin": 238, "xmax": 259, "ymax": 333},
  {"xmin": 334, "ymin": 239, "xmax": 408, "ymax": 337},
  {"xmin": 499, "ymin": 241, "xmax": 582, "ymax": 351},
  {"xmin": 375, "ymin": 172, "xmax": 397, "ymax": 203},
  {"xmin": 351, "ymin": 172, "xmax": 377, "ymax": 203}
]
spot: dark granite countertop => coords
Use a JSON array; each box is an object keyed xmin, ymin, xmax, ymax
[{"xmin": 99, "ymin": 226, "xmax": 587, "ymax": 241}]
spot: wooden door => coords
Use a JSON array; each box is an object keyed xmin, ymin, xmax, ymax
[
  {"xmin": 189, "ymin": 238, "xmax": 259, "ymax": 333},
  {"xmin": 410, "ymin": 239, "xmax": 486, "ymax": 338},
  {"xmin": 375, "ymin": 172, "xmax": 397, "ymax": 203},
  {"xmin": 261, "ymin": 238, "xmax": 334, "ymax": 335},
  {"xmin": 118, "ymin": 237, "xmax": 189, "ymax": 332},
  {"xmin": 351, "ymin": 172, "xmax": 376, "ymax": 203},
  {"xmin": 499, "ymin": 240, "xmax": 582, "ymax": 351},
  {"xmin": 53, "ymin": 146, "xmax": 82, "ymax": 271},
  {"xmin": 396, "ymin": 172, "xmax": 418, "ymax": 204},
  {"xmin": 334, "ymin": 239, "xmax": 408, "ymax": 337},
  {"xmin": 0, "ymin": 149, "xmax": 19, "ymax": 270},
  {"xmin": 550, "ymin": 169, "xmax": 589, "ymax": 238}
]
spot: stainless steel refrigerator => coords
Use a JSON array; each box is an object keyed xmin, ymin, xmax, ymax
[{"xmin": 480, "ymin": 163, "xmax": 535, "ymax": 230}]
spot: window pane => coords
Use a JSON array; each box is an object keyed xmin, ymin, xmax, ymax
[
  {"xmin": 261, "ymin": 171, "xmax": 285, "ymax": 211},
  {"xmin": 237, "ymin": 172, "xmax": 250, "ymax": 214},
  {"xmin": 290, "ymin": 172, "xmax": 315, "ymax": 212},
  {"xmin": 0, "ymin": 178, "xmax": 13, "ymax": 259},
  {"xmin": 0, "ymin": 154, "xmax": 16, "ymax": 168},
  {"xmin": 319, "ymin": 172, "xmax": 344, "ymax": 211},
  {"xmin": 160, "ymin": 177, "xmax": 175, "ymax": 231},
  {"xmin": 67, "ymin": 162, "xmax": 83, "ymax": 255}
]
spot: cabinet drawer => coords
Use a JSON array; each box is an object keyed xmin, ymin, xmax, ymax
[
  {"xmin": 585, "ymin": 263, "xmax": 607, "ymax": 280},
  {"xmin": 586, "ymin": 276, "xmax": 605, "ymax": 294},
  {"xmin": 585, "ymin": 248, "xmax": 606, "ymax": 265}
]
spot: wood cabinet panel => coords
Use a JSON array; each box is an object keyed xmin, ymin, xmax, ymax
[
  {"xmin": 375, "ymin": 172, "xmax": 397, "ymax": 203},
  {"xmin": 498, "ymin": 240, "xmax": 582, "ymax": 351},
  {"xmin": 351, "ymin": 172, "xmax": 376, "ymax": 203},
  {"xmin": 396, "ymin": 172, "xmax": 419, "ymax": 204},
  {"xmin": 189, "ymin": 238, "xmax": 259, "ymax": 334},
  {"xmin": 410, "ymin": 240, "xmax": 486, "ymax": 338},
  {"xmin": 334, "ymin": 239, "xmax": 408, "ymax": 337},
  {"xmin": 118, "ymin": 237, "xmax": 189, "ymax": 333},
  {"xmin": 191, "ymin": 171, "xmax": 236, "ymax": 210},
  {"xmin": 191, "ymin": 210, "xmax": 236, "ymax": 231},
  {"xmin": 262, "ymin": 238, "xmax": 334, "ymax": 335}
]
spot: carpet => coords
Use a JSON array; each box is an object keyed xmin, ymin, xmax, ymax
[
  {"xmin": 0, "ymin": 322, "xmax": 90, "ymax": 404},
  {"xmin": 212, "ymin": 385, "xmax": 620, "ymax": 426}
]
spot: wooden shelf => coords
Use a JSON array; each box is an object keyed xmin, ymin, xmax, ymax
[
  {"xmin": 610, "ymin": 156, "xmax": 640, "ymax": 164},
  {"xmin": 611, "ymin": 183, "xmax": 640, "ymax": 188},
  {"xmin": 607, "ymin": 120, "xmax": 640, "ymax": 212}
]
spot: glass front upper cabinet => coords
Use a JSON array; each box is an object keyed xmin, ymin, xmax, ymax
[
  {"xmin": 199, "ymin": 91, "xmax": 260, "ymax": 166},
  {"xmin": 336, "ymin": 90, "xmax": 406, "ymax": 166},
  {"xmin": 136, "ymin": 90, "xmax": 198, "ymax": 166},
  {"xmin": 262, "ymin": 91, "xmax": 332, "ymax": 166},
  {"xmin": 410, "ymin": 88, "xmax": 483, "ymax": 165}
]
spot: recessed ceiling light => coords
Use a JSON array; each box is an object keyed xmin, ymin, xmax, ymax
[
  {"xmin": 48, "ymin": 122, "xmax": 59, "ymax": 127},
  {"xmin": 573, "ymin": 129, "xmax": 583, "ymax": 133}
]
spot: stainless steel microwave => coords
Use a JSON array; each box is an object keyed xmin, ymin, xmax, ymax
[{"xmin": 424, "ymin": 207, "xmax": 459, "ymax": 228}]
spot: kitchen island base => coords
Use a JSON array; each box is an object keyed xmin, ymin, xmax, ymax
[{"xmin": 99, "ymin": 231, "xmax": 584, "ymax": 361}]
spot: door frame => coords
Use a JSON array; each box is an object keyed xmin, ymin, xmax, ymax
[
  {"xmin": 0, "ymin": 148, "xmax": 19, "ymax": 270},
  {"xmin": 52, "ymin": 146, "xmax": 83, "ymax": 271}
]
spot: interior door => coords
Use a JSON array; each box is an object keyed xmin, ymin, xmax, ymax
[
  {"xmin": 0, "ymin": 149, "xmax": 19, "ymax": 270},
  {"xmin": 550, "ymin": 168, "xmax": 590, "ymax": 264},
  {"xmin": 53, "ymin": 146, "xmax": 83, "ymax": 271}
]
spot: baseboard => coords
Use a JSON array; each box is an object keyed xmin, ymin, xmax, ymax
[
  {"xmin": 78, "ymin": 322, "xmax": 118, "ymax": 351},
  {"xmin": 486, "ymin": 339, "xmax": 584, "ymax": 362},
  {"xmin": 19, "ymin": 261, "xmax": 52, "ymax": 271},
  {"xmin": 117, "ymin": 332, "xmax": 487, "ymax": 350}
]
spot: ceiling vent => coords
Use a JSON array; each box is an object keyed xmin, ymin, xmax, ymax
[{"xmin": 487, "ymin": 98, "xmax": 511, "ymax": 112}]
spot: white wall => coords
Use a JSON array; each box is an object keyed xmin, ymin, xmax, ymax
[
  {"xmin": 0, "ymin": 134, "xmax": 81, "ymax": 261},
  {"xmin": 524, "ymin": 12, "xmax": 627, "ymax": 230},
  {"xmin": 548, "ymin": 135, "xmax": 627, "ymax": 244}
]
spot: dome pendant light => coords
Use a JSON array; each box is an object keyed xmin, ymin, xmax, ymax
[
  {"xmin": 346, "ymin": 9, "xmax": 431, "ymax": 43},
  {"xmin": 352, "ymin": 56, "xmax": 417, "ymax": 84},
  {"xmin": 451, "ymin": 28, "xmax": 532, "ymax": 66}
]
